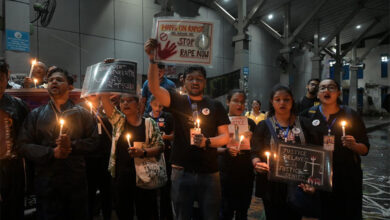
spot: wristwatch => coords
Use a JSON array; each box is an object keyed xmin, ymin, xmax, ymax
[
  {"xmin": 205, "ymin": 138, "xmax": 211, "ymax": 148},
  {"xmin": 142, "ymin": 148, "xmax": 147, "ymax": 158}
]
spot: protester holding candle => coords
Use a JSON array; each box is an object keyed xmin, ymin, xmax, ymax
[
  {"xmin": 23, "ymin": 61, "xmax": 48, "ymax": 88},
  {"xmin": 300, "ymin": 78, "xmax": 369, "ymax": 220},
  {"xmin": 218, "ymin": 89, "xmax": 256, "ymax": 220},
  {"xmin": 251, "ymin": 84, "xmax": 308, "ymax": 220},
  {"xmin": 145, "ymin": 38, "xmax": 230, "ymax": 220},
  {"xmin": 17, "ymin": 67, "xmax": 99, "ymax": 220},
  {"xmin": 98, "ymin": 91, "xmax": 164, "ymax": 220}
]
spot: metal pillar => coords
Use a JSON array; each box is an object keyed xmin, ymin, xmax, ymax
[
  {"xmin": 333, "ymin": 34, "xmax": 342, "ymax": 84},
  {"xmin": 349, "ymin": 47, "xmax": 358, "ymax": 110},
  {"xmin": 311, "ymin": 19, "xmax": 322, "ymax": 79},
  {"xmin": 233, "ymin": 0, "xmax": 250, "ymax": 90},
  {"xmin": 280, "ymin": 3, "xmax": 291, "ymax": 85}
]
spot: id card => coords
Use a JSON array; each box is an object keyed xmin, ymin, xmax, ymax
[
  {"xmin": 323, "ymin": 135, "xmax": 335, "ymax": 151},
  {"xmin": 190, "ymin": 128, "xmax": 201, "ymax": 145}
]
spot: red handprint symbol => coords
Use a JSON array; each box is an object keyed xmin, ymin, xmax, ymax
[{"xmin": 157, "ymin": 40, "xmax": 177, "ymax": 59}]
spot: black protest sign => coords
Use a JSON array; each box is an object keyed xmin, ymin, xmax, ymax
[
  {"xmin": 81, "ymin": 60, "xmax": 137, "ymax": 97},
  {"xmin": 269, "ymin": 143, "xmax": 332, "ymax": 191}
]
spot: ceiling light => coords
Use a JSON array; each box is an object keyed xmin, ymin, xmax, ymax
[
  {"xmin": 356, "ymin": 25, "xmax": 361, "ymax": 29},
  {"xmin": 223, "ymin": 0, "xmax": 230, "ymax": 3},
  {"xmin": 267, "ymin": 14, "xmax": 273, "ymax": 20},
  {"xmin": 321, "ymin": 37, "xmax": 326, "ymax": 41},
  {"xmin": 331, "ymin": 48, "xmax": 337, "ymax": 53}
]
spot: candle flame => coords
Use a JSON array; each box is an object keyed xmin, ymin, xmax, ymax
[
  {"xmin": 341, "ymin": 121, "xmax": 346, "ymax": 127},
  {"xmin": 239, "ymin": 135, "xmax": 244, "ymax": 142},
  {"xmin": 273, "ymin": 153, "xmax": 277, "ymax": 158},
  {"xmin": 31, "ymin": 59, "xmax": 37, "ymax": 65},
  {"xmin": 59, "ymin": 119, "xmax": 65, "ymax": 125},
  {"xmin": 88, "ymin": 101, "xmax": 93, "ymax": 108},
  {"xmin": 265, "ymin": 151, "xmax": 270, "ymax": 157},
  {"xmin": 33, "ymin": 78, "xmax": 38, "ymax": 83},
  {"xmin": 126, "ymin": 133, "xmax": 131, "ymax": 141},
  {"xmin": 196, "ymin": 119, "xmax": 200, "ymax": 128}
]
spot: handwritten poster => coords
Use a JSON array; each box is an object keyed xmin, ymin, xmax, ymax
[
  {"xmin": 81, "ymin": 60, "xmax": 137, "ymax": 97},
  {"xmin": 154, "ymin": 19, "xmax": 213, "ymax": 65},
  {"xmin": 227, "ymin": 116, "xmax": 250, "ymax": 150},
  {"xmin": 269, "ymin": 143, "xmax": 333, "ymax": 191}
]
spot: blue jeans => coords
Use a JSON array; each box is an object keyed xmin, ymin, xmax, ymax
[{"xmin": 171, "ymin": 168, "xmax": 221, "ymax": 220}]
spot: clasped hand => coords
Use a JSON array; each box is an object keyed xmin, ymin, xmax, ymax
[{"xmin": 54, "ymin": 134, "xmax": 72, "ymax": 159}]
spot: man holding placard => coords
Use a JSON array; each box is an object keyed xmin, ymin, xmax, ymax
[
  {"xmin": 17, "ymin": 67, "xmax": 99, "ymax": 220},
  {"xmin": 145, "ymin": 38, "xmax": 230, "ymax": 220}
]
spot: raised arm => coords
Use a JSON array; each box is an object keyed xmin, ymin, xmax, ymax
[{"xmin": 144, "ymin": 39, "xmax": 171, "ymax": 107}]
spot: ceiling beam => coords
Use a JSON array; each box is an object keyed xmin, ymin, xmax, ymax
[
  {"xmin": 287, "ymin": 0, "xmax": 327, "ymax": 45},
  {"xmin": 341, "ymin": 18, "xmax": 381, "ymax": 57},
  {"xmin": 243, "ymin": 0, "xmax": 266, "ymax": 29},
  {"xmin": 257, "ymin": 19, "xmax": 283, "ymax": 42},
  {"xmin": 323, "ymin": 48, "xmax": 336, "ymax": 58},
  {"xmin": 319, "ymin": 0, "xmax": 367, "ymax": 52},
  {"xmin": 211, "ymin": 1, "xmax": 237, "ymax": 27},
  {"xmin": 360, "ymin": 30, "xmax": 390, "ymax": 61}
]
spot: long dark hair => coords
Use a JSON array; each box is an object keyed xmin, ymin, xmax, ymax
[
  {"xmin": 268, "ymin": 84, "xmax": 295, "ymax": 117},
  {"xmin": 227, "ymin": 89, "xmax": 246, "ymax": 102}
]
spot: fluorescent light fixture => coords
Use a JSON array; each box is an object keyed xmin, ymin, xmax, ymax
[
  {"xmin": 321, "ymin": 37, "xmax": 326, "ymax": 41},
  {"xmin": 267, "ymin": 14, "xmax": 273, "ymax": 20},
  {"xmin": 382, "ymin": 56, "xmax": 388, "ymax": 62},
  {"xmin": 356, "ymin": 25, "xmax": 361, "ymax": 29},
  {"xmin": 223, "ymin": 0, "xmax": 230, "ymax": 3},
  {"xmin": 331, "ymin": 48, "xmax": 337, "ymax": 53}
]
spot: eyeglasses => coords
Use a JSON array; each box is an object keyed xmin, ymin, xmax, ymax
[{"xmin": 319, "ymin": 85, "xmax": 338, "ymax": 92}]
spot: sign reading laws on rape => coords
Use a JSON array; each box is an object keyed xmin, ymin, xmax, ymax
[
  {"xmin": 81, "ymin": 60, "xmax": 137, "ymax": 97},
  {"xmin": 154, "ymin": 19, "xmax": 213, "ymax": 65},
  {"xmin": 269, "ymin": 143, "xmax": 333, "ymax": 191}
]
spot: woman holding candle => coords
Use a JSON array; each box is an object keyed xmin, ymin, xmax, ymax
[
  {"xmin": 300, "ymin": 78, "xmax": 369, "ymax": 220},
  {"xmin": 250, "ymin": 84, "xmax": 308, "ymax": 220},
  {"xmin": 218, "ymin": 89, "xmax": 256, "ymax": 220},
  {"xmin": 99, "ymin": 93, "xmax": 164, "ymax": 220}
]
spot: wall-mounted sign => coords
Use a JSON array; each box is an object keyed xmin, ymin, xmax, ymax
[
  {"xmin": 154, "ymin": 19, "xmax": 214, "ymax": 65},
  {"xmin": 6, "ymin": 29, "xmax": 30, "ymax": 52}
]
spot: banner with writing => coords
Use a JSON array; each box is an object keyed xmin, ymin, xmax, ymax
[
  {"xmin": 154, "ymin": 19, "xmax": 213, "ymax": 65},
  {"xmin": 81, "ymin": 60, "xmax": 137, "ymax": 97},
  {"xmin": 269, "ymin": 143, "xmax": 333, "ymax": 191}
]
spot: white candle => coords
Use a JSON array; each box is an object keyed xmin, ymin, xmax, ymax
[
  {"xmin": 33, "ymin": 78, "xmax": 38, "ymax": 88},
  {"xmin": 341, "ymin": 121, "xmax": 346, "ymax": 136},
  {"xmin": 265, "ymin": 151, "xmax": 270, "ymax": 165},
  {"xmin": 237, "ymin": 135, "xmax": 244, "ymax": 151},
  {"xmin": 59, "ymin": 119, "xmax": 65, "ymax": 136},
  {"xmin": 126, "ymin": 133, "xmax": 131, "ymax": 148},
  {"xmin": 87, "ymin": 101, "xmax": 93, "ymax": 114},
  {"xmin": 29, "ymin": 59, "xmax": 37, "ymax": 78}
]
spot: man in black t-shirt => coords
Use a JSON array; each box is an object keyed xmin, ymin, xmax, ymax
[
  {"xmin": 297, "ymin": 78, "xmax": 320, "ymax": 113},
  {"xmin": 145, "ymin": 39, "xmax": 230, "ymax": 220}
]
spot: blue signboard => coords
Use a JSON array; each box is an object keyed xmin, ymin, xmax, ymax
[
  {"xmin": 6, "ymin": 29, "xmax": 30, "ymax": 52},
  {"xmin": 243, "ymin": 67, "xmax": 249, "ymax": 75}
]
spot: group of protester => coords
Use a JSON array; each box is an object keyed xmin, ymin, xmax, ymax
[{"xmin": 0, "ymin": 37, "xmax": 369, "ymax": 220}]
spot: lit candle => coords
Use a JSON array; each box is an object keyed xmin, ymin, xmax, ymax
[
  {"xmin": 33, "ymin": 78, "xmax": 38, "ymax": 88},
  {"xmin": 237, "ymin": 135, "xmax": 244, "ymax": 150},
  {"xmin": 265, "ymin": 151, "xmax": 270, "ymax": 165},
  {"xmin": 126, "ymin": 133, "xmax": 131, "ymax": 148},
  {"xmin": 87, "ymin": 101, "xmax": 93, "ymax": 114},
  {"xmin": 341, "ymin": 120, "xmax": 346, "ymax": 136},
  {"xmin": 59, "ymin": 119, "xmax": 65, "ymax": 136},
  {"xmin": 29, "ymin": 59, "xmax": 37, "ymax": 78},
  {"xmin": 196, "ymin": 118, "xmax": 200, "ymax": 129}
]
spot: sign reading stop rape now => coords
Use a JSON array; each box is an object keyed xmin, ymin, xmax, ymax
[{"xmin": 154, "ymin": 19, "xmax": 214, "ymax": 65}]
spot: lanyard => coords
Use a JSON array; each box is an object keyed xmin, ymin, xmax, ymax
[
  {"xmin": 319, "ymin": 105, "xmax": 337, "ymax": 135},
  {"xmin": 274, "ymin": 117, "xmax": 290, "ymax": 142},
  {"xmin": 187, "ymin": 95, "xmax": 199, "ymax": 127}
]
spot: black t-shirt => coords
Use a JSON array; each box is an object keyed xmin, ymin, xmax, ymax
[
  {"xmin": 149, "ymin": 111, "xmax": 174, "ymax": 148},
  {"xmin": 116, "ymin": 119, "xmax": 146, "ymax": 175},
  {"xmin": 219, "ymin": 118, "xmax": 256, "ymax": 172},
  {"xmin": 297, "ymin": 96, "xmax": 320, "ymax": 113},
  {"xmin": 300, "ymin": 106, "xmax": 370, "ymax": 194},
  {"xmin": 167, "ymin": 91, "xmax": 230, "ymax": 173}
]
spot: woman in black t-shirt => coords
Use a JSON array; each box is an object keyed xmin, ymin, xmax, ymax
[
  {"xmin": 300, "ymin": 79, "xmax": 370, "ymax": 220},
  {"xmin": 251, "ymin": 84, "xmax": 309, "ymax": 220},
  {"xmin": 218, "ymin": 89, "xmax": 256, "ymax": 220},
  {"xmin": 99, "ymin": 94, "xmax": 164, "ymax": 220}
]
